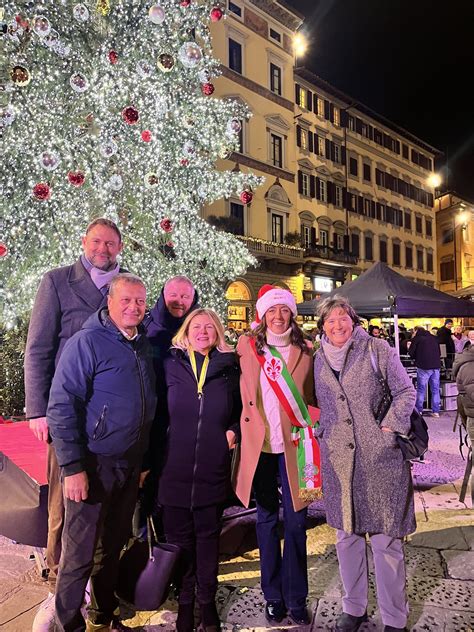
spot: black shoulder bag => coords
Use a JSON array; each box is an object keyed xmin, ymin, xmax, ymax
[{"xmin": 368, "ymin": 340, "xmax": 429, "ymax": 461}]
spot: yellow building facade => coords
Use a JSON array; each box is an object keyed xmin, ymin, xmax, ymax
[
  {"xmin": 207, "ymin": 0, "xmax": 440, "ymax": 329},
  {"xmin": 435, "ymin": 192, "xmax": 474, "ymax": 294}
]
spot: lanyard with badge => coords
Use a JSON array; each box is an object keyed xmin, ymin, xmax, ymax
[{"xmin": 189, "ymin": 348, "xmax": 209, "ymax": 398}]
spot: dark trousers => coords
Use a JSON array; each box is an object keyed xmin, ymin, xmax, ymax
[
  {"xmin": 253, "ymin": 452, "xmax": 308, "ymax": 610},
  {"xmin": 55, "ymin": 457, "xmax": 140, "ymax": 632},
  {"xmin": 46, "ymin": 443, "xmax": 64, "ymax": 591},
  {"xmin": 162, "ymin": 504, "xmax": 223, "ymax": 605}
]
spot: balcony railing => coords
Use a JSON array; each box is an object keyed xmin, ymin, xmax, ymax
[
  {"xmin": 304, "ymin": 244, "xmax": 359, "ymax": 265},
  {"xmin": 237, "ymin": 236, "xmax": 304, "ymax": 263}
]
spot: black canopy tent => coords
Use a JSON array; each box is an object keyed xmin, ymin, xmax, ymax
[{"xmin": 297, "ymin": 262, "xmax": 474, "ymax": 353}]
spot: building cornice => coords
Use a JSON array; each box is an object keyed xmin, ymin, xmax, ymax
[
  {"xmin": 231, "ymin": 152, "xmax": 295, "ymax": 182},
  {"xmin": 248, "ymin": 0, "xmax": 304, "ymax": 31}
]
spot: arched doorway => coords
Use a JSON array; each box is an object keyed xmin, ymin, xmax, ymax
[{"xmin": 226, "ymin": 280, "xmax": 252, "ymax": 332}]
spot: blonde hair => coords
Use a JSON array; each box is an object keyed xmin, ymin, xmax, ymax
[{"xmin": 172, "ymin": 308, "xmax": 233, "ymax": 353}]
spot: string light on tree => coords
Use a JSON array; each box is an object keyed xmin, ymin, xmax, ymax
[{"xmin": 1, "ymin": 0, "xmax": 263, "ymax": 325}]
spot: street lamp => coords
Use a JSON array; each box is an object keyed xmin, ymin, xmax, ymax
[
  {"xmin": 427, "ymin": 173, "xmax": 442, "ymax": 189},
  {"xmin": 293, "ymin": 33, "xmax": 307, "ymax": 67},
  {"xmin": 453, "ymin": 210, "xmax": 469, "ymax": 291}
]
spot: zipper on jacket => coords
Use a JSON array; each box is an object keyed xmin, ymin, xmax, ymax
[
  {"xmin": 93, "ymin": 404, "xmax": 108, "ymax": 440},
  {"xmin": 133, "ymin": 349, "xmax": 146, "ymax": 441},
  {"xmin": 190, "ymin": 392, "xmax": 205, "ymax": 510}
]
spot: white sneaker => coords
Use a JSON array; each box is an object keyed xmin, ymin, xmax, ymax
[
  {"xmin": 32, "ymin": 592, "xmax": 56, "ymax": 632},
  {"xmin": 432, "ymin": 412, "xmax": 440, "ymax": 418}
]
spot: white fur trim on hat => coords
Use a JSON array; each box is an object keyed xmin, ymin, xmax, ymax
[{"xmin": 256, "ymin": 288, "xmax": 297, "ymax": 320}]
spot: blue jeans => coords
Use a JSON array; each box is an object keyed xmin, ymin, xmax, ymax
[
  {"xmin": 252, "ymin": 452, "xmax": 308, "ymax": 609},
  {"xmin": 416, "ymin": 368, "xmax": 440, "ymax": 413}
]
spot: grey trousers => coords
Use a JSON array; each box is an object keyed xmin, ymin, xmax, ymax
[{"xmin": 336, "ymin": 529, "xmax": 409, "ymax": 628}]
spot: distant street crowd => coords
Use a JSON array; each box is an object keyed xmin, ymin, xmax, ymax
[{"xmin": 23, "ymin": 217, "xmax": 474, "ymax": 632}]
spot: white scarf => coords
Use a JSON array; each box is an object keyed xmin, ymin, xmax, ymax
[{"xmin": 321, "ymin": 332, "xmax": 353, "ymax": 372}]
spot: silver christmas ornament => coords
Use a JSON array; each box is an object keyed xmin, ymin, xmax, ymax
[
  {"xmin": 178, "ymin": 42, "xmax": 202, "ymax": 68},
  {"xmin": 70, "ymin": 73, "xmax": 88, "ymax": 93}
]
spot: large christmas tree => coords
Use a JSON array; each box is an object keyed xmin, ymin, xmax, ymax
[{"xmin": 0, "ymin": 0, "xmax": 263, "ymax": 327}]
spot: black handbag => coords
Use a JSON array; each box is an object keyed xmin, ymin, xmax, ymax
[
  {"xmin": 368, "ymin": 340, "xmax": 429, "ymax": 461},
  {"xmin": 116, "ymin": 516, "xmax": 181, "ymax": 611}
]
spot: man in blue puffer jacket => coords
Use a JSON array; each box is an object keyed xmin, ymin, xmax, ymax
[{"xmin": 47, "ymin": 273, "xmax": 157, "ymax": 632}]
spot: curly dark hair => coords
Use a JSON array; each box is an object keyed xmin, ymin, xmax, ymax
[{"xmin": 251, "ymin": 317, "xmax": 310, "ymax": 355}]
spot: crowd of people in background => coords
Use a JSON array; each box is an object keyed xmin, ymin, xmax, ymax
[{"xmin": 23, "ymin": 216, "xmax": 473, "ymax": 632}]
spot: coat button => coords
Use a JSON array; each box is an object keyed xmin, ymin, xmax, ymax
[
  {"xmin": 249, "ymin": 401, "xmax": 253, "ymax": 406},
  {"xmin": 245, "ymin": 417, "xmax": 250, "ymax": 422},
  {"xmin": 345, "ymin": 419, "xmax": 352, "ymax": 425},
  {"xmin": 348, "ymin": 442, "xmax": 354, "ymax": 449},
  {"xmin": 339, "ymin": 395, "xmax": 346, "ymax": 402}
]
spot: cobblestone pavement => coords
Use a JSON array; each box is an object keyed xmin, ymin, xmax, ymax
[{"xmin": 0, "ymin": 412, "xmax": 472, "ymax": 631}]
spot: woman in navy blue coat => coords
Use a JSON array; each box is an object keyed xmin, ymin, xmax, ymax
[{"xmin": 157, "ymin": 308, "xmax": 241, "ymax": 632}]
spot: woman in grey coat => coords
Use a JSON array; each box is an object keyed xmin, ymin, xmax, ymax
[{"xmin": 313, "ymin": 296, "xmax": 416, "ymax": 632}]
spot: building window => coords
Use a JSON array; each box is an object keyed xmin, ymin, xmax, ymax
[
  {"xmin": 427, "ymin": 252, "xmax": 433, "ymax": 273},
  {"xmin": 317, "ymin": 97, "xmax": 324, "ymax": 117},
  {"xmin": 269, "ymin": 27, "xmax": 281, "ymax": 43},
  {"xmin": 335, "ymin": 233, "xmax": 344, "ymax": 250},
  {"xmin": 335, "ymin": 185, "xmax": 343, "ymax": 208},
  {"xmin": 417, "ymin": 249, "xmax": 424, "ymax": 271},
  {"xmin": 404, "ymin": 210, "xmax": 411, "ymax": 230},
  {"xmin": 333, "ymin": 144, "xmax": 341, "ymax": 164},
  {"xmin": 349, "ymin": 157, "xmax": 358, "ymax": 177},
  {"xmin": 415, "ymin": 215, "xmax": 423, "ymax": 234},
  {"xmin": 364, "ymin": 198, "xmax": 371, "ymax": 216},
  {"xmin": 228, "ymin": 38, "xmax": 242, "ymax": 74},
  {"xmin": 348, "ymin": 115, "xmax": 355, "ymax": 131},
  {"xmin": 300, "ymin": 128, "xmax": 308, "ymax": 150},
  {"xmin": 230, "ymin": 202, "xmax": 244, "ymax": 235},
  {"xmin": 318, "ymin": 178, "xmax": 327, "ymax": 202},
  {"xmin": 440, "ymin": 260, "xmax": 454, "ymax": 280},
  {"xmin": 270, "ymin": 133, "xmax": 283, "ymax": 168},
  {"xmin": 270, "ymin": 63, "xmax": 282, "ymax": 96},
  {"xmin": 271, "ymin": 213, "xmax": 283, "ymax": 243},
  {"xmin": 298, "ymin": 87, "xmax": 307, "ymax": 109},
  {"xmin": 365, "ymin": 235, "xmax": 373, "ymax": 260},
  {"xmin": 380, "ymin": 239, "xmax": 388, "ymax": 263},
  {"xmin": 319, "ymin": 228, "xmax": 328, "ymax": 246},
  {"xmin": 363, "ymin": 163, "xmax": 371, "ymax": 182},
  {"xmin": 301, "ymin": 173, "xmax": 309, "ymax": 197},
  {"xmin": 405, "ymin": 245, "xmax": 413, "ymax": 268},
  {"xmin": 426, "ymin": 218, "xmax": 432, "ymax": 237},
  {"xmin": 318, "ymin": 136, "xmax": 325, "ymax": 157},
  {"xmin": 351, "ymin": 233, "xmax": 360, "ymax": 256},
  {"xmin": 302, "ymin": 225, "xmax": 311, "ymax": 248},
  {"xmin": 228, "ymin": 0, "xmax": 242, "ymax": 16},
  {"xmin": 393, "ymin": 242, "xmax": 401, "ymax": 266},
  {"xmin": 333, "ymin": 107, "xmax": 340, "ymax": 126},
  {"xmin": 442, "ymin": 227, "xmax": 454, "ymax": 243}
]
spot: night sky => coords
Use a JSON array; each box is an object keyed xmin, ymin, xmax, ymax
[{"xmin": 284, "ymin": 0, "xmax": 474, "ymax": 201}]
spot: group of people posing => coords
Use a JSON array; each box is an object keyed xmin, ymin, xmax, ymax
[{"xmin": 27, "ymin": 217, "xmax": 417, "ymax": 632}]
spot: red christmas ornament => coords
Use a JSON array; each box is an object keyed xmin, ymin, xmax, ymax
[
  {"xmin": 0, "ymin": 243, "xmax": 8, "ymax": 258},
  {"xmin": 122, "ymin": 106, "xmax": 140, "ymax": 125},
  {"xmin": 180, "ymin": 158, "xmax": 189, "ymax": 167},
  {"xmin": 201, "ymin": 82, "xmax": 215, "ymax": 96},
  {"xmin": 108, "ymin": 50, "xmax": 119, "ymax": 65},
  {"xmin": 33, "ymin": 183, "xmax": 51, "ymax": 201},
  {"xmin": 240, "ymin": 190, "xmax": 253, "ymax": 204},
  {"xmin": 166, "ymin": 240, "xmax": 174, "ymax": 248},
  {"xmin": 180, "ymin": 0, "xmax": 191, "ymax": 6},
  {"xmin": 210, "ymin": 7, "xmax": 223, "ymax": 21},
  {"xmin": 160, "ymin": 218, "xmax": 173, "ymax": 233},
  {"xmin": 68, "ymin": 171, "xmax": 86, "ymax": 187},
  {"xmin": 141, "ymin": 130, "xmax": 152, "ymax": 142}
]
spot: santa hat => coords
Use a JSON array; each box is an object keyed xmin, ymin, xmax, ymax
[{"xmin": 251, "ymin": 284, "xmax": 297, "ymax": 329}]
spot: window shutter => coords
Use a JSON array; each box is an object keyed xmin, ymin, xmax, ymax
[
  {"xmin": 355, "ymin": 117, "xmax": 363, "ymax": 134},
  {"xmin": 310, "ymin": 175, "xmax": 316, "ymax": 198},
  {"xmin": 311, "ymin": 227, "xmax": 317, "ymax": 247},
  {"xmin": 330, "ymin": 141, "xmax": 336, "ymax": 162},
  {"xmin": 307, "ymin": 89, "xmax": 313, "ymax": 111},
  {"xmin": 300, "ymin": 225, "xmax": 305, "ymax": 244},
  {"xmin": 296, "ymin": 125, "xmax": 302, "ymax": 147},
  {"xmin": 341, "ymin": 146, "xmax": 346, "ymax": 165},
  {"xmin": 329, "ymin": 103, "xmax": 335, "ymax": 123},
  {"xmin": 325, "ymin": 138, "xmax": 331, "ymax": 158},
  {"xmin": 342, "ymin": 187, "xmax": 347, "ymax": 209},
  {"xmin": 295, "ymin": 84, "xmax": 301, "ymax": 104},
  {"xmin": 327, "ymin": 181, "xmax": 334, "ymax": 204},
  {"xmin": 313, "ymin": 134, "xmax": 319, "ymax": 155},
  {"xmin": 324, "ymin": 100, "xmax": 330, "ymax": 120},
  {"xmin": 371, "ymin": 200, "xmax": 376, "ymax": 217},
  {"xmin": 340, "ymin": 109, "xmax": 348, "ymax": 127},
  {"xmin": 376, "ymin": 202, "xmax": 382, "ymax": 220},
  {"xmin": 313, "ymin": 93, "xmax": 319, "ymax": 113},
  {"xmin": 315, "ymin": 177, "xmax": 321, "ymax": 200},
  {"xmin": 298, "ymin": 170, "xmax": 303, "ymax": 194},
  {"xmin": 357, "ymin": 196, "xmax": 364, "ymax": 214},
  {"xmin": 308, "ymin": 131, "xmax": 314, "ymax": 153}
]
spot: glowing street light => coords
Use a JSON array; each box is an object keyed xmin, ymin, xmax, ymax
[
  {"xmin": 293, "ymin": 33, "xmax": 308, "ymax": 63},
  {"xmin": 427, "ymin": 173, "xmax": 442, "ymax": 189}
]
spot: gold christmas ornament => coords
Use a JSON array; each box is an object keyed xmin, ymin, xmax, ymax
[
  {"xmin": 96, "ymin": 0, "xmax": 111, "ymax": 16},
  {"xmin": 10, "ymin": 65, "xmax": 30, "ymax": 86}
]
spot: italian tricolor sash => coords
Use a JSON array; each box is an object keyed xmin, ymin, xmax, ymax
[{"xmin": 250, "ymin": 339, "xmax": 322, "ymax": 500}]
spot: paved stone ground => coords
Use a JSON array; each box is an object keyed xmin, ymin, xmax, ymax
[{"xmin": 0, "ymin": 411, "xmax": 472, "ymax": 631}]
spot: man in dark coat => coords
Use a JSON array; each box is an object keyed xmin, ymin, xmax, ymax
[
  {"xmin": 47, "ymin": 274, "xmax": 157, "ymax": 632},
  {"xmin": 409, "ymin": 326, "xmax": 441, "ymax": 417},
  {"xmin": 24, "ymin": 218, "xmax": 125, "ymax": 632},
  {"xmin": 437, "ymin": 318, "xmax": 455, "ymax": 369}
]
